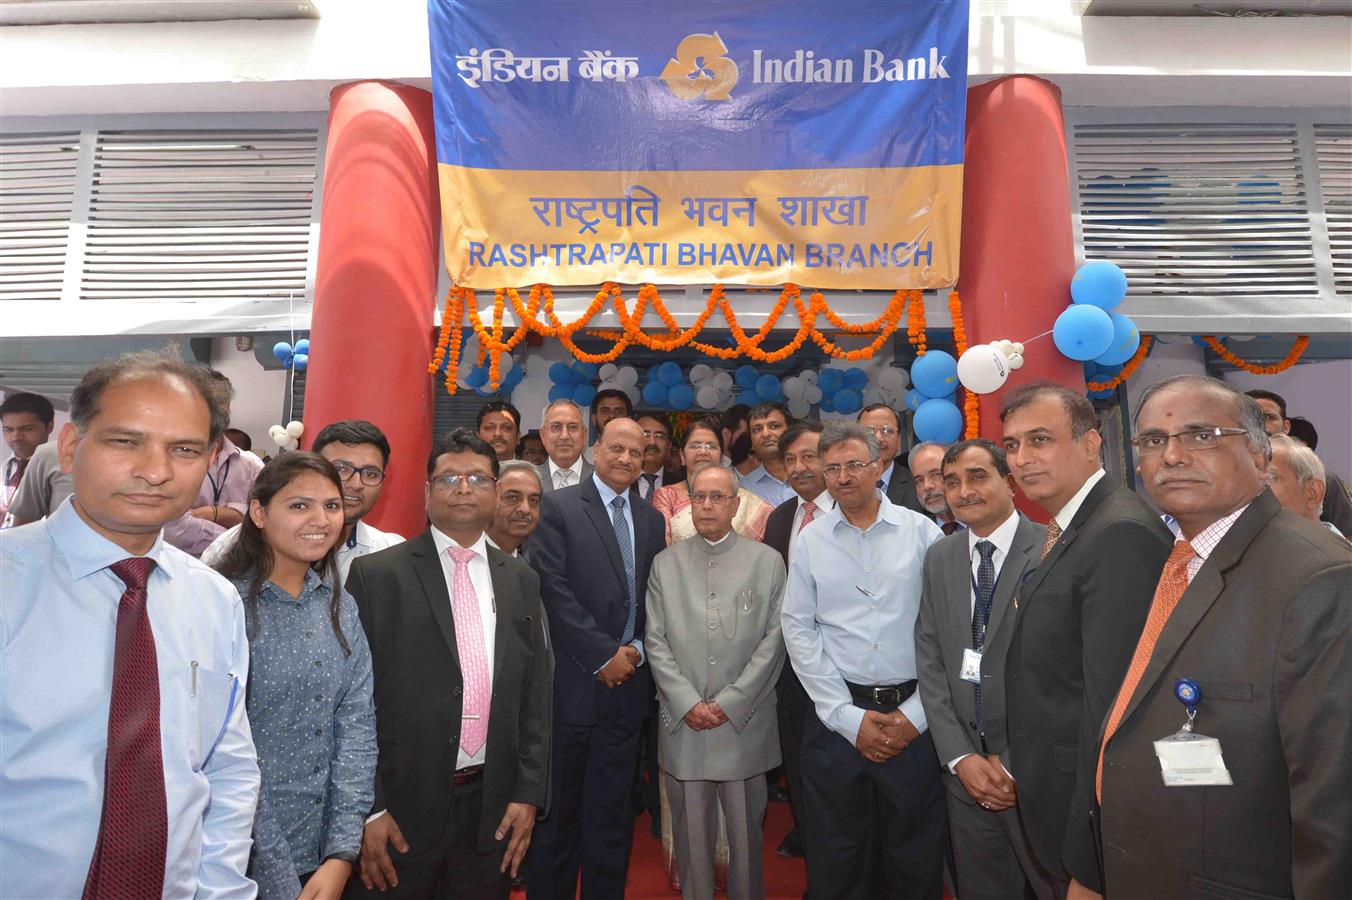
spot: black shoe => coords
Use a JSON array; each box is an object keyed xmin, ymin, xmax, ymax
[
  {"xmin": 768, "ymin": 783, "xmax": 791, "ymax": 803},
  {"xmin": 777, "ymin": 829, "xmax": 805, "ymax": 858}
]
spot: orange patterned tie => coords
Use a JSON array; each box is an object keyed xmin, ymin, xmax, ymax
[
  {"xmin": 1096, "ymin": 540, "xmax": 1197, "ymax": 799},
  {"xmin": 1039, "ymin": 518, "xmax": 1063, "ymax": 562}
]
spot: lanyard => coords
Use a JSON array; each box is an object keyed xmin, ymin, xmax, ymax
[{"xmin": 206, "ymin": 455, "xmax": 233, "ymax": 505}]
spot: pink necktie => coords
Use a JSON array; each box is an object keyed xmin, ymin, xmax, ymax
[{"xmin": 448, "ymin": 546, "xmax": 491, "ymax": 756}]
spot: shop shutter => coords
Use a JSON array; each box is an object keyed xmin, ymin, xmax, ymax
[
  {"xmin": 0, "ymin": 131, "xmax": 81, "ymax": 301},
  {"xmin": 1313, "ymin": 123, "xmax": 1352, "ymax": 296}
]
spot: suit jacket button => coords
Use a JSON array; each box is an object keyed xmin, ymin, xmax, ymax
[
  {"xmin": 454, "ymin": 687, "xmax": 463, "ymax": 696},
  {"xmin": 969, "ymin": 721, "xmax": 977, "ymax": 730},
  {"xmin": 451, "ymin": 734, "xmax": 459, "ymax": 743},
  {"xmin": 708, "ymin": 657, "xmax": 716, "ymax": 665},
  {"xmin": 709, "ymin": 622, "xmax": 716, "ymax": 630}
]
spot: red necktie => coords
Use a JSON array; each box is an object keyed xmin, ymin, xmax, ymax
[
  {"xmin": 83, "ymin": 557, "xmax": 168, "ymax": 900},
  {"xmin": 798, "ymin": 500, "xmax": 818, "ymax": 533}
]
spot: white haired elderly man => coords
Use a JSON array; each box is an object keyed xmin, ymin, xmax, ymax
[{"xmin": 1267, "ymin": 434, "xmax": 1345, "ymax": 539}]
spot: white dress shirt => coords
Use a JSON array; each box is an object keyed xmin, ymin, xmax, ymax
[
  {"xmin": 788, "ymin": 489, "xmax": 831, "ymax": 561},
  {"xmin": 200, "ymin": 519, "xmax": 404, "ymax": 587},
  {"xmin": 548, "ymin": 456, "xmax": 584, "ymax": 490},
  {"xmin": 429, "ymin": 527, "xmax": 497, "ymax": 769},
  {"xmin": 1052, "ymin": 468, "xmax": 1106, "ymax": 531}
]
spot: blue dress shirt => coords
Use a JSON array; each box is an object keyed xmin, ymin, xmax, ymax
[
  {"xmin": 742, "ymin": 463, "xmax": 797, "ymax": 508},
  {"xmin": 1, "ymin": 499, "xmax": 259, "ymax": 899},
  {"xmin": 782, "ymin": 492, "xmax": 943, "ymax": 744},
  {"xmin": 592, "ymin": 472, "xmax": 645, "ymax": 665},
  {"xmin": 233, "ymin": 569, "xmax": 376, "ymax": 898}
]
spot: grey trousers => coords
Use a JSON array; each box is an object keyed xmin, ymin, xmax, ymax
[
  {"xmin": 664, "ymin": 771, "xmax": 767, "ymax": 900},
  {"xmin": 946, "ymin": 787, "xmax": 1055, "ymax": 900}
]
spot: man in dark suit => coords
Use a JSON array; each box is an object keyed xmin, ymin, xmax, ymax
[
  {"xmin": 858, "ymin": 403, "xmax": 925, "ymax": 515},
  {"xmin": 538, "ymin": 399, "xmax": 594, "ymax": 493},
  {"xmin": 762, "ymin": 420, "xmax": 826, "ymax": 860},
  {"xmin": 998, "ymin": 382, "xmax": 1173, "ymax": 897},
  {"xmin": 347, "ymin": 429, "xmax": 551, "ymax": 900},
  {"xmin": 916, "ymin": 439, "xmax": 1051, "ymax": 899},
  {"xmin": 634, "ymin": 412, "xmax": 684, "ymax": 501},
  {"xmin": 527, "ymin": 417, "xmax": 666, "ymax": 899},
  {"xmin": 1096, "ymin": 375, "xmax": 1349, "ymax": 900}
]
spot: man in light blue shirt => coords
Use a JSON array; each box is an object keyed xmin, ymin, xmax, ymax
[
  {"xmin": 1, "ymin": 348, "xmax": 259, "ymax": 899},
  {"xmin": 741, "ymin": 402, "xmax": 797, "ymax": 508},
  {"xmin": 782, "ymin": 421, "xmax": 946, "ymax": 900}
]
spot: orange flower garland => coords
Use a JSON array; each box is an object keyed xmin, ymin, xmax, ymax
[
  {"xmin": 947, "ymin": 290, "xmax": 979, "ymax": 439},
  {"xmin": 1201, "ymin": 335, "xmax": 1309, "ymax": 374},
  {"xmin": 1085, "ymin": 335, "xmax": 1153, "ymax": 392}
]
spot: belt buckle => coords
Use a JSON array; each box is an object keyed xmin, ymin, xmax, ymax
[{"xmin": 872, "ymin": 685, "xmax": 897, "ymax": 706}]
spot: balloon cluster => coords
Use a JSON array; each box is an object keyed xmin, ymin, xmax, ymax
[
  {"xmin": 1053, "ymin": 261, "xmax": 1140, "ymax": 366},
  {"xmin": 814, "ymin": 367, "xmax": 870, "ymax": 415},
  {"xmin": 780, "ymin": 371, "xmax": 824, "ymax": 418},
  {"xmin": 733, "ymin": 365, "xmax": 789, "ymax": 409},
  {"xmin": 548, "ymin": 361, "xmax": 601, "ymax": 407},
  {"xmin": 462, "ymin": 354, "xmax": 525, "ymax": 396},
  {"xmin": 688, "ymin": 364, "xmax": 736, "ymax": 410},
  {"xmin": 863, "ymin": 366, "xmax": 910, "ymax": 410},
  {"xmin": 643, "ymin": 362, "xmax": 698, "ymax": 410},
  {"xmin": 269, "ymin": 420, "xmax": 304, "ymax": 452},
  {"xmin": 272, "ymin": 339, "xmax": 310, "ymax": 372},
  {"xmin": 905, "ymin": 351, "xmax": 964, "ymax": 443},
  {"xmin": 597, "ymin": 363, "xmax": 642, "ymax": 406}
]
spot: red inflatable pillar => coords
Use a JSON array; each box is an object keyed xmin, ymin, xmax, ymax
[
  {"xmin": 958, "ymin": 76, "xmax": 1084, "ymax": 438},
  {"xmin": 304, "ymin": 82, "xmax": 441, "ymax": 538}
]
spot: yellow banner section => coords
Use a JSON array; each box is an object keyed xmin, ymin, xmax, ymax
[{"xmin": 439, "ymin": 164, "xmax": 963, "ymax": 290}]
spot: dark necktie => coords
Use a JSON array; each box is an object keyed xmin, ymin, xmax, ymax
[
  {"xmin": 83, "ymin": 557, "xmax": 167, "ymax": 900},
  {"xmin": 941, "ymin": 520, "xmax": 959, "ymax": 536},
  {"xmin": 5, "ymin": 456, "xmax": 28, "ymax": 505},
  {"xmin": 971, "ymin": 540, "xmax": 997, "ymax": 730},
  {"xmin": 610, "ymin": 495, "xmax": 638, "ymax": 643},
  {"xmin": 641, "ymin": 472, "xmax": 659, "ymax": 499}
]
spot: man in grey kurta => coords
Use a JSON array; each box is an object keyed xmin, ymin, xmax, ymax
[{"xmin": 646, "ymin": 465, "xmax": 787, "ymax": 900}]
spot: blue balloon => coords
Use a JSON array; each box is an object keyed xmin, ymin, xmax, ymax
[
  {"xmin": 571, "ymin": 362, "xmax": 598, "ymax": 382},
  {"xmin": 504, "ymin": 365, "xmax": 525, "ymax": 387},
  {"xmin": 572, "ymin": 384, "xmax": 597, "ymax": 407},
  {"xmin": 737, "ymin": 388, "xmax": 759, "ymax": 407},
  {"xmin": 658, "ymin": 361, "xmax": 684, "ymax": 387},
  {"xmin": 475, "ymin": 384, "xmax": 497, "ymax": 397},
  {"xmin": 905, "ymin": 388, "xmax": 927, "ymax": 412},
  {"xmin": 668, "ymin": 384, "xmax": 695, "ymax": 410},
  {"xmin": 819, "ymin": 369, "xmax": 845, "ymax": 394},
  {"xmin": 834, "ymin": 388, "xmax": 862, "ymax": 414},
  {"xmin": 735, "ymin": 365, "xmax": 760, "ymax": 389},
  {"xmin": 293, "ymin": 338, "xmax": 310, "ymax": 356},
  {"xmin": 1053, "ymin": 305, "xmax": 1115, "ymax": 361},
  {"xmin": 548, "ymin": 362, "xmax": 573, "ymax": 384},
  {"xmin": 755, "ymin": 374, "xmax": 781, "ymax": 401},
  {"xmin": 911, "ymin": 350, "xmax": 958, "ymax": 398},
  {"xmin": 548, "ymin": 384, "xmax": 571, "ymax": 402},
  {"xmin": 643, "ymin": 380, "xmax": 670, "ymax": 407},
  {"xmin": 843, "ymin": 367, "xmax": 868, "ymax": 390},
  {"xmin": 1070, "ymin": 260, "xmax": 1128, "ymax": 310},
  {"xmin": 292, "ymin": 353, "xmax": 308, "ymax": 373},
  {"xmin": 819, "ymin": 392, "xmax": 836, "ymax": 413},
  {"xmin": 914, "ymin": 399, "xmax": 964, "ymax": 443},
  {"xmin": 464, "ymin": 366, "xmax": 488, "ymax": 388},
  {"xmin": 1094, "ymin": 313, "xmax": 1141, "ymax": 366},
  {"xmin": 272, "ymin": 341, "xmax": 293, "ymax": 363}
]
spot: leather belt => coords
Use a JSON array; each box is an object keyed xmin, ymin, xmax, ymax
[
  {"xmin": 453, "ymin": 764, "xmax": 484, "ymax": 785},
  {"xmin": 845, "ymin": 680, "xmax": 917, "ymax": 708}
]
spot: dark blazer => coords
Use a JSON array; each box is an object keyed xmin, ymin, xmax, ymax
[
  {"xmin": 763, "ymin": 496, "xmax": 797, "ymax": 566},
  {"xmin": 348, "ymin": 533, "xmax": 551, "ymax": 854},
  {"xmin": 916, "ymin": 514, "xmax": 1045, "ymax": 804},
  {"xmin": 1322, "ymin": 470, "xmax": 1352, "ymax": 536},
  {"xmin": 530, "ymin": 474, "xmax": 665, "ymax": 725},
  {"xmin": 1004, "ymin": 475, "xmax": 1173, "ymax": 891},
  {"xmin": 1099, "ymin": 491, "xmax": 1351, "ymax": 899},
  {"xmin": 538, "ymin": 459, "xmax": 594, "ymax": 493},
  {"xmin": 885, "ymin": 458, "xmax": 926, "ymax": 515}
]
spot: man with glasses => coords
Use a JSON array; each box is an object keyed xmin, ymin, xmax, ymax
[
  {"xmin": 487, "ymin": 459, "xmax": 543, "ymax": 559},
  {"xmin": 347, "ymin": 429, "xmax": 550, "ymax": 899},
  {"xmin": 538, "ymin": 399, "xmax": 594, "ymax": 492},
  {"xmin": 782, "ymin": 421, "xmax": 947, "ymax": 899},
  {"xmin": 1245, "ymin": 388, "xmax": 1352, "ymax": 537},
  {"xmin": 201, "ymin": 419, "xmax": 403, "ymax": 585},
  {"xmin": 646, "ymin": 464, "xmax": 787, "ymax": 899},
  {"xmin": 528, "ymin": 417, "xmax": 666, "ymax": 899},
  {"xmin": 477, "ymin": 400, "xmax": 523, "ymax": 462},
  {"xmin": 858, "ymin": 402, "xmax": 926, "ymax": 515},
  {"xmin": 1097, "ymin": 376, "xmax": 1349, "ymax": 899},
  {"xmin": 997, "ymin": 382, "xmax": 1172, "ymax": 898},
  {"xmin": 635, "ymin": 412, "xmax": 683, "ymax": 501}
]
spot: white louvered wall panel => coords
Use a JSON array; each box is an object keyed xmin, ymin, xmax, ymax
[
  {"xmin": 1314, "ymin": 124, "xmax": 1352, "ymax": 296},
  {"xmin": 0, "ymin": 132, "xmax": 80, "ymax": 300},
  {"xmin": 1074, "ymin": 122, "xmax": 1319, "ymax": 301},
  {"xmin": 80, "ymin": 129, "xmax": 318, "ymax": 301}
]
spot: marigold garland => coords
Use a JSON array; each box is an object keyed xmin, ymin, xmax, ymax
[
  {"xmin": 948, "ymin": 290, "xmax": 979, "ymax": 439},
  {"xmin": 1201, "ymin": 335, "xmax": 1309, "ymax": 374},
  {"xmin": 1085, "ymin": 335, "xmax": 1154, "ymax": 392}
]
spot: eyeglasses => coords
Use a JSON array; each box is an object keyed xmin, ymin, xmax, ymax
[
  {"xmin": 1129, "ymin": 427, "xmax": 1249, "ymax": 457},
  {"xmin": 430, "ymin": 473, "xmax": 497, "ymax": 491},
  {"xmin": 641, "ymin": 430, "xmax": 670, "ymax": 442},
  {"xmin": 685, "ymin": 441, "xmax": 719, "ymax": 451},
  {"xmin": 868, "ymin": 426, "xmax": 899, "ymax": 437},
  {"xmin": 333, "ymin": 461, "xmax": 385, "ymax": 486},
  {"xmin": 691, "ymin": 491, "xmax": 734, "ymax": 505},
  {"xmin": 822, "ymin": 459, "xmax": 875, "ymax": 480},
  {"xmin": 546, "ymin": 421, "xmax": 583, "ymax": 435}
]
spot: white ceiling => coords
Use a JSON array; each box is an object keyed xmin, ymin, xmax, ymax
[{"xmin": 0, "ymin": 0, "xmax": 320, "ymax": 26}]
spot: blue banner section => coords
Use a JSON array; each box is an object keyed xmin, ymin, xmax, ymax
[{"xmin": 429, "ymin": 0, "xmax": 969, "ymax": 173}]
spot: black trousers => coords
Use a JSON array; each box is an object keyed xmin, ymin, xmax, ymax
[
  {"xmin": 343, "ymin": 780, "xmax": 508, "ymax": 900},
  {"xmin": 526, "ymin": 691, "xmax": 646, "ymax": 900},
  {"xmin": 800, "ymin": 705, "xmax": 947, "ymax": 900},
  {"xmin": 776, "ymin": 663, "xmax": 810, "ymax": 836}
]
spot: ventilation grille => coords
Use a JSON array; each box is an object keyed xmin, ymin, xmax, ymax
[
  {"xmin": 0, "ymin": 132, "xmax": 81, "ymax": 301},
  {"xmin": 80, "ymin": 129, "xmax": 317, "ymax": 301},
  {"xmin": 1314, "ymin": 123, "xmax": 1352, "ymax": 296},
  {"xmin": 1074, "ymin": 123, "xmax": 1318, "ymax": 301}
]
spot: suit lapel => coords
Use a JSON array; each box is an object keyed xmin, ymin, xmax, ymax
[
  {"xmin": 411, "ymin": 531, "xmax": 461, "ymax": 671},
  {"xmin": 1116, "ymin": 494, "xmax": 1280, "ymax": 728},
  {"xmin": 987, "ymin": 516, "xmax": 1039, "ymax": 640},
  {"xmin": 487, "ymin": 547, "xmax": 512, "ymax": 681},
  {"xmin": 945, "ymin": 536, "xmax": 972, "ymax": 644},
  {"xmin": 1018, "ymin": 477, "xmax": 1114, "ymax": 603},
  {"xmin": 581, "ymin": 477, "xmax": 627, "ymax": 583}
]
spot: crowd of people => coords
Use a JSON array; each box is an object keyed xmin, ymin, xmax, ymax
[{"xmin": 0, "ymin": 347, "xmax": 1348, "ymax": 900}]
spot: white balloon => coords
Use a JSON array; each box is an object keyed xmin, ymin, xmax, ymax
[
  {"xmin": 713, "ymin": 371, "xmax": 734, "ymax": 390},
  {"xmin": 1008, "ymin": 352, "xmax": 1024, "ymax": 370},
  {"xmin": 863, "ymin": 387, "xmax": 886, "ymax": 406},
  {"xmin": 782, "ymin": 376, "xmax": 805, "ymax": 399},
  {"xmin": 617, "ymin": 366, "xmax": 639, "ymax": 387},
  {"xmin": 803, "ymin": 384, "xmax": 823, "ymax": 403},
  {"xmin": 876, "ymin": 367, "xmax": 907, "ymax": 393},
  {"xmin": 1011, "ymin": 342, "xmax": 1024, "ymax": 355},
  {"xmin": 689, "ymin": 363, "xmax": 714, "ymax": 384},
  {"xmin": 599, "ymin": 363, "xmax": 619, "ymax": 381},
  {"xmin": 285, "ymin": 420, "xmax": 305, "ymax": 439},
  {"xmin": 788, "ymin": 397, "xmax": 811, "ymax": 418},
  {"xmin": 622, "ymin": 385, "xmax": 640, "ymax": 406},
  {"xmin": 957, "ymin": 345, "xmax": 1011, "ymax": 395},
  {"xmin": 800, "ymin": 370, "xmax": 818, "ymax": 384},
  {"xmin": 269, "ymin": 425, "xmax": 287, "ymax": 441},
  {"xmin": 696, "ymin": 384, "xmax": 721, "ymax": 409}
]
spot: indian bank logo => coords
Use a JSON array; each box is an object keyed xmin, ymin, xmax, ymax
[{"xmin": 660, "ymin": 32, "xmax": 739, "ymax": 101}]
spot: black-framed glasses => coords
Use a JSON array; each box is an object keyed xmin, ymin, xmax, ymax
[
  {"xmin": 333, "ymin": 461, "xmax": 385, "ymax": 486},
  {"xmin": 822, "ymin": 459, "xmax": 875, "ymax": 480},
  {"xmin": 1130, "ymin": 427, "xmax": 1248, "ymax": 457},
  {"xmin": 430, "ymin": 473, "xmax": 497, "ymax": 491}
]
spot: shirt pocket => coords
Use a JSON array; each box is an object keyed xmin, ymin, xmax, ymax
[{"xmin": 194, "ymin": 665, "xmax": 239, "ymax": 771}]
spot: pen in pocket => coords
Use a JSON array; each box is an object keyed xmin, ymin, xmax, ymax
[{"xmin": 191, "ymin": 660, "xmax": 198, "ymax": 697}]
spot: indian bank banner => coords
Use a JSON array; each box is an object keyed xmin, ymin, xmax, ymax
[{"xmin": 428, "ymin": 0, "xmax": 969, "ymax": 290}]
